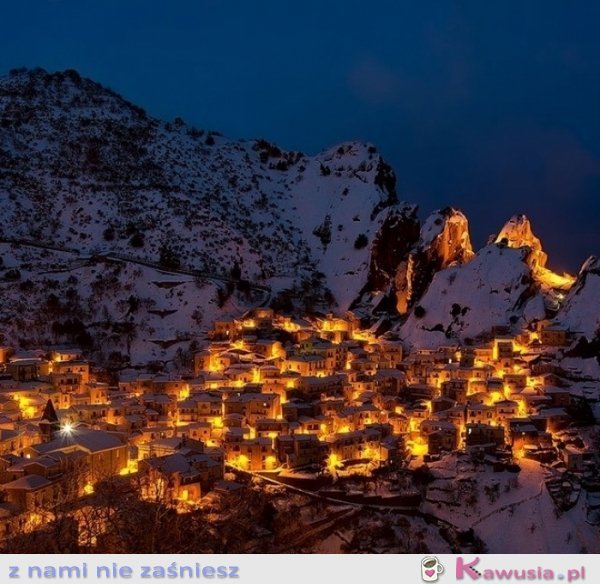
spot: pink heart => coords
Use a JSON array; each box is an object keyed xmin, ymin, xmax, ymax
[{"xmin": 425, "ymin": 569, "xmax": 435, "ymax": 577}]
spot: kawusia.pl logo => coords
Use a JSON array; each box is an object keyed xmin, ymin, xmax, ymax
[
  {"xmin": 455, "ymin": 556, "xmax": 586, "ymax": 581},
  {"xmin": 421, "ymin": 556, "xmax": 445, "ymax": 582}
]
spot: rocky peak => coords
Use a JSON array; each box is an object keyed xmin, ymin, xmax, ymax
[
  {"xmin": 495, "ymin": 214, "xmax": 540, "ymax": 247},
  {"xmin": 494, "ymin": 214, "xmax": 547, "ymax": 269},
  {"xmin": 356, "ymin": 206, "xmax": 475, "ymax": 316},
  {"xmin": 394, "ymin": 207, "xmax": 474, "ymax": 314},
  {"xmin": 579, "ymin": 255, "xmax": 600, "ymax": 276},
  {"xmin": 420, "ymin": 207, "xmax": 474, "ymax": 265},
  {"xmin": 492, "ymin": 215, "xmax": 575, "ymax": 292}
]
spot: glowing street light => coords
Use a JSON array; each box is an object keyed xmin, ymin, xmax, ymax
[{"xmin": 61, "ymin": 422, "xmax": 74, "ymax": 435}]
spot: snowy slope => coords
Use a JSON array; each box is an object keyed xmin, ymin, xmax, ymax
[
  {"xmin": 278, "ymin": 142, "xmax": 400, "ymax": 309},
  {"xmin": 0, "ymin": 68, "xmax": 398, "ymax": 308},
  {"xmin": 398, "ymin": 244, "xmax": 544, "ymax": 347},
  {"xmin": 0, "ymin": 242, "xmax": 233, "ymax": 366},
  {"xmin": 424, "ymin": 456, "xmax": 600, "ymax": 553},
  {"xmin": 0, "ymin": 68, "xmax": 405, "ymax": 362},
  {"xmin": 554, "ymin": 256, "xmax": 600, "ymax": 340}
]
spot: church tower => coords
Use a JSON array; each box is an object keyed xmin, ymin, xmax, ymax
[{"xmin": 39, "ymin": 399, "xmax": 60, "ymax": 443}]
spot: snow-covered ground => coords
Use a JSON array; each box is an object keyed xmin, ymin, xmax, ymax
[
  {"xmin": 423, "ymin": 456, "xmax": 600, "ymax": 553},
  {"xmin": 312, "ymin": 511, "xmax": 453, "ymax": 554},
  {"xmin": 399, "ymin": 245, "xmax": 543, "ymax": 347}
]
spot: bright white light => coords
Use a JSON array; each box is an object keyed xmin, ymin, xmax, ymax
[{"xmin": 62, "ymin": 422, "xmax": 74, "ymax": 434}]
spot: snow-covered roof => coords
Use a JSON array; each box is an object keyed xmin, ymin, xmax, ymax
[
  {"xmin": 1, "ymin": 474, "xmax": 52, "ymax": 491},
  {"xmin": 31, "ymin": 428, "xmax": 125, "ymax": 455}
]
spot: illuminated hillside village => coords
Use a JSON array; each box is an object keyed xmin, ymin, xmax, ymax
[
  {"xmin": 0, "ymin": 307, "xmax": 599, "ymax": 552},
  {"xmin": 0, "ymin": 69, "xmax": 599, "ymax": 553}
]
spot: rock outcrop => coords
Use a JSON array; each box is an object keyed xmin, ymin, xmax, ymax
[
  {"xmin": 554, "ymin": 256, "xmax": 600, "ymax": 340},
  {"xmin": 358, "ymin": 207, "xmax": 475, "ymax": 315},
  {"xmin": 398, "ymin": 243, "xmax": 544, "ymax": 348},
  {"xmin": 494, "ymin": 215, "xmax": 575, "ymax": 291},
  {"xmin": 395, "ymin": 207, "xmax": 474, "ymax": 313}
]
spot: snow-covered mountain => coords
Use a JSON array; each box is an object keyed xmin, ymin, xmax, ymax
[
  {"xmin": 397, "ymin": 215, "xmax": 593, "ymax": 348},
  {"xmin": 0, "ymin": 68, "xmax": 400, "ymax": 302},
  {"xmin": 0, "ymin": 68, "xmax": 597, "ymax": 364},
  {"xmin": 0, "ymin": 67, "xmax": 404, "ymax": 363}
]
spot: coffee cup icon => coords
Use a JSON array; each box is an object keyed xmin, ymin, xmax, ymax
[{"xmin": 421, "ymin": 556, "xmax": 444, "ymax": 582}]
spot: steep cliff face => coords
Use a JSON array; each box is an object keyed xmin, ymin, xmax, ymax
[
  {"xmin": 365, "ymin": 205, "xmax": 421, "ymax": 293},
  {"xmin": 420, "ymin": 208, "xmax": 474, "ymax": 263},
  {"xmin": 355, "ymin": 206, "xmax": 475, "ymax": 315},
  {"xmin": 395, "ymin": 207, "xmax": 474, "ymax": 314}
]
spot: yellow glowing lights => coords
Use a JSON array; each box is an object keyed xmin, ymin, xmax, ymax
[
  {"xmin": 490, "ymin": 391, "xmax": 504, "ymax": 404},
  {"xmin": 236, "ymin": 454, "xmax": 249, "ymax": 469},
  {"xmin": 119, "ymin": 460, "xmax": 139, "ymax": 475},
  {"xmin": 410, "ymin": 439, "xmax": 428, "ymax": 456},
  {"xmin": 363, "ymin": 447, "xmax": 380, "ymax": 461},
  {"xmin": 327, "ymin": 453, "xmax": 340, "ymax": 469}
]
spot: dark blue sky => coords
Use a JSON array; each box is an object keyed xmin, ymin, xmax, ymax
[{"xmin": 2, "ymin": 1, "xmax": 598, "ymax": 272}]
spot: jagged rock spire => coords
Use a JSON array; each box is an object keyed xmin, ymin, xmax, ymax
[
  {"xmin": 494, "ymin": 214, "xmax": 547, "ymax": 269},
  {"xmin": 494, "ymin": 215, "xmax": 575, "ymax": 290}
]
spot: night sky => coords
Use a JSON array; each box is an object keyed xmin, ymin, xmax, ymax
[{"xmin": 2, "ymin": 1, "xmax": 598, "ymax": 272}]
